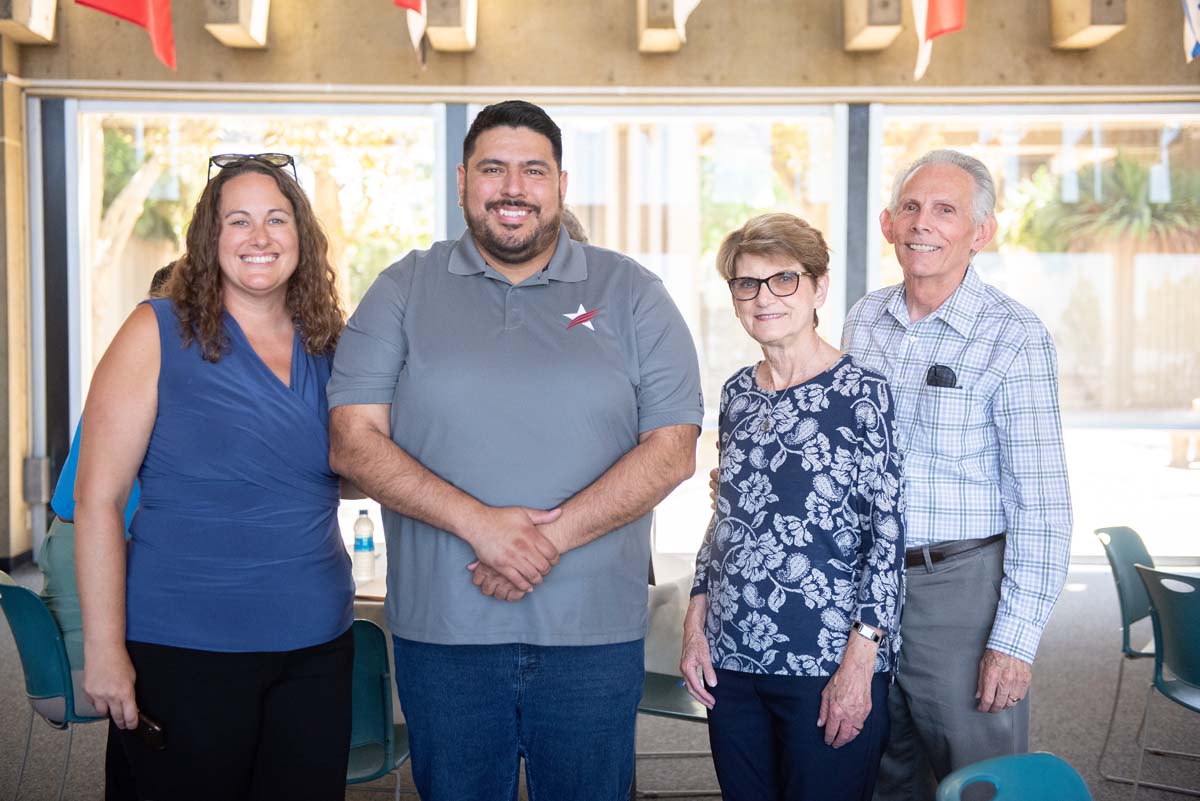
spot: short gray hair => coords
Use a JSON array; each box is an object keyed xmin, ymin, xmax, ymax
[{"xmin": 888, "ymin": 149, "xmax": 996, "ymax": 225}]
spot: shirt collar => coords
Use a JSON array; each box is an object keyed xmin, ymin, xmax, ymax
[
  {"xmin": 884, "ymin": 263, "xmax": 985, "ymax": 337},
  {"xmin": 447, "ymin": 226, "xmax": 588, "ymax": 285},
  {"xmin": 934, "ymin": 264, "xmax": 986, "ymax": 337},
  {"xmin": 882, "ymin": 283, "xmax": 909, "ymax": 329}
]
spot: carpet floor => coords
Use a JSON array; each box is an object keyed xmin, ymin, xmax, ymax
[{"xmin": 2, "ymin": 565, "xmax": 1197, "ymax": 800}]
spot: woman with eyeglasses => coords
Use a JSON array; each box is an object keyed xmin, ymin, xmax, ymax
[
  {"xmin": 679, "ymin": 213, "xmax": 906, "ymax": 801},
  {"xmin": 75, "ymin": 153, "xmax": 355, "ymax": 800}
]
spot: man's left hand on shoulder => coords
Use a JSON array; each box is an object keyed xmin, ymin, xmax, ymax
[{"xmin": 975, "ymin": 647, "xmax": 1032, "ymax": 713}]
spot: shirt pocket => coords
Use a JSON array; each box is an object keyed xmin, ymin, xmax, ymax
[{"xmin": 915, "ymin": 384, "xmax": 986, "ymax": 458}]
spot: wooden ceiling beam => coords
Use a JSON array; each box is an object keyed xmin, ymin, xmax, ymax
[
  {"xmin": 0, "ymin": 0, "xmax": 56, "ymax": 45},
  {"xmin": 1051, "ymin": 0, "xmax": 1125, "ymax": 49},
  {"xmin": 205, "ymin": 0, "xmax": 270, "ymax": 49},
  {"xmin": 638, "ymin": 0, "xmax": 702, "ymax": 53},
  {"xmin": 426, "ymin": 0, "xmax": 477, "ymax": 52},
  {"xmin": 843, "ymin": 0, "xmax": 902, "ymax": 52}
]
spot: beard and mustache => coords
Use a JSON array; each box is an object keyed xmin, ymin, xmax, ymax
[{"xmin": 463, "ymin": 193, "xmax": 563, "ymax": 266}]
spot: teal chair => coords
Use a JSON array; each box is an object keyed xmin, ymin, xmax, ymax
[
  {"xmin": 1095, "ymin": 527, "xmax": 1157, "ymax": 783},
  {"xmin": 1131, "ymin": 566, "xmax": 1200, "ymax": 800},
  {"xmin": 0, "ymin": 571, "xmax": 105, "ymax": 801},
  {"xmin": 935, "ymin": 752, "xmax": 1092, "ymax": 801},
  {"xmin": 347, "ymin": 619, "xmax": 412, "ymax": 799},
  {"xmin": 631, "ymin": 671, "xmax": 719, "ymax": 799}
]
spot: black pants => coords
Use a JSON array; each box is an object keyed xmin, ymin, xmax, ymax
[
  {"xmin": 707, "ymin": 669, "xmax": 891, "ymax": 801},
  {"xmin": 108, "ymin": 628, "xmax": 354, "ymax": 801}
]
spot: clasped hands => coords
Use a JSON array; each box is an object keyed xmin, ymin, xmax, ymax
[{"xmin": 464, "ymin": 505, "xmax": 562, "ymax": 602}]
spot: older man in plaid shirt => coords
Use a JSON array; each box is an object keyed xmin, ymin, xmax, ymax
[{"xmin": 842, "ymin": 150, "xmax": 1072, "ymax": 801}]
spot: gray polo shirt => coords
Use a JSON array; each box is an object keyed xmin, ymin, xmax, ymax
[{"xmin": 328, "ymin": 227, "xmax": 703, "ymax": 646}]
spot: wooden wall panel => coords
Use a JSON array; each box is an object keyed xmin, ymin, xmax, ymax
[{"xmin": 13, "ymin": 1, "xmax": 1197, "ymax": 92}]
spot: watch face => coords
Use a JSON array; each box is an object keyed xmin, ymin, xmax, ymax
[{"xmin": 853, "ymin": 621, "xmax": 883, "ymax": 643}]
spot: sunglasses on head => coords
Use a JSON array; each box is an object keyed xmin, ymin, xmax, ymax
[{"xmin": 207, "ymin": 152, "xmax": 297, "ymax": 182}]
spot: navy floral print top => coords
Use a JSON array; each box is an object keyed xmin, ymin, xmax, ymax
[{"xmin": 692, "ymin": 355, "xmax": 906, "ymax": 676}]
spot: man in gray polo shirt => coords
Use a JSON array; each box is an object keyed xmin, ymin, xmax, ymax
[{"xmin": 328, "ymin": 100, "xmax": 703, "ymax": 800}]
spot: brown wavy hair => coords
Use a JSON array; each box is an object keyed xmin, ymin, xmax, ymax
[{"xmin": 166, "ymin": 159, "xmax": 344, "ymax": 362}]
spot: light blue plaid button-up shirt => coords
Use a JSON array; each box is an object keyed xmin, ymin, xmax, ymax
[{"xmin": 841, "ymin": 265, "xmax": 1072, "ymax": 663}]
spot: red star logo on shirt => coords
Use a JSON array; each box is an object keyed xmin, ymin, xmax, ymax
[{"xmin": 563, "ymin": 304, "xmax": 600, "ymax": 331}]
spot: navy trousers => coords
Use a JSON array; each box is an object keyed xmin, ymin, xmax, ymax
[{"xmin": 707, "ymin": 669, "xmax": 891, "ymax": 801}]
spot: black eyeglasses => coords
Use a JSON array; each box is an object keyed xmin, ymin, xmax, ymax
[
  {"xmin": 728, "ymin": 270, "xmax": 814, "ymax": 301},
  {"xmin": 207, "ymin": 152, "xmax": 297, "ymax": 182}
]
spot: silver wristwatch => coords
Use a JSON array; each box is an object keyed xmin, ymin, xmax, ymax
[{"xmin": 851, "ymin": 620, "xmax": 885, "ymax": 645}]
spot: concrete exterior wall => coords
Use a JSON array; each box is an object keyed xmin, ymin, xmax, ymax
[{"xmin": 13, "ymin": 1, "xmax": 1200, "ymax": 95}]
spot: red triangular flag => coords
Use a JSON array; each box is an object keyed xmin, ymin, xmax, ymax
[
  {"xmin": 925, "ymin": 0, "xmax": 966, "ymax": 40},
  {"xmin": 394, "ymin": 0, "xmax": 422, "ymax": 11},
  {"xmin": 76, "ymin": 0, "xmax": 176, "ymax": 70},
  {"xmin": 912, "ymin": 0, "xmax": 965, "ymax": 80}
]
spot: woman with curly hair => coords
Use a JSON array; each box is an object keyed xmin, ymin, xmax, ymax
[
  {"xmin": 75, "ymin": 154, "xmax": 355, "ymax": 800},
  {"xmin": 680, "ymin": 213, "xmax": 906, "ymax": 801}
]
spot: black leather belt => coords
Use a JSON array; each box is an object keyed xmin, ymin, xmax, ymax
[{"xmin": 905, "ymin": 533, "xmax": 1005, "ymax": 569}]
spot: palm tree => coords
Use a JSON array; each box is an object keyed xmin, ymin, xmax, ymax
[{"xmin": 1000, "ymin": 154, "xmax": 1200, "ymax": 408}]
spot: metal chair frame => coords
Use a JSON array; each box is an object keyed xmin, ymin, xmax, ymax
[
  {"xmin": 1130, "ymin": 565, "xmax": 1200, "ymax": 800},
  {"xmin": 0, "ymin": 572, "xmax": 104, "ymax": 801},
  {"xmin": 1094, "ymin": 528, "xmax": 1200, "ymax": 797}
]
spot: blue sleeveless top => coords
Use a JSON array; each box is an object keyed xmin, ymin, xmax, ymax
[{"xmin": 126, "ymin": 298, "xmax": 353, "ymax": 652}]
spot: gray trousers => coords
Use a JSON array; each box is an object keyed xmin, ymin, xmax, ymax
[{"xmin": 873, "ymin": 538, "xmax": 1030, "ymax": 801}]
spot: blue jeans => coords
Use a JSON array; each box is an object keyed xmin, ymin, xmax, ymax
[{"xmin": 393, "ymin": 636, "xmax": 644, "ymax": 801}]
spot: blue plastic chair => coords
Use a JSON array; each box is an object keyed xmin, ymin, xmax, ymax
[
  {"xmin": 1094, "ymin": 527, "xmax": 1160, "ymax": 783},
  {"xmin": 346, "ymin": 619, "xmax": 412, "ymax": 799},
  {"xmin": 0, "ymin": 571, "xmax": 105, "ymax": 801},
  {"xmin": 1131, "ymin": 566, "xmax": 1200, "ymax": 800},
  {"xmin": 935, "ymin": 752, "xmax": 1092, "ymax": 801},
  {"xmin": 1096, "ymin": 529, "xmax": 1200, "ymax": 796}
]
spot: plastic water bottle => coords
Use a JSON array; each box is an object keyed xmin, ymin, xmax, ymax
[{"xmin": 352, "ymin": 510, "xmax": 376, "ymax": 582}]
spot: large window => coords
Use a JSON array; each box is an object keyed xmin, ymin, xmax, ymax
[
  {"xmin": 546, "ymin": 106, "xmax": 848, "ymax": 556},
  {"xmin": 66, "ymin": 103, "xmax": 440, "ymax": 554},
  {"xmin": 875, "ymin": 106, "xmax": 1200, "ymax": 558},
  {"xmin": 75, "ymin": 103, "xmax": 439, "ymax": 410},
  {"xmin": 41, "ymin": 99, "xmax": 1197, "ymax": 566}
]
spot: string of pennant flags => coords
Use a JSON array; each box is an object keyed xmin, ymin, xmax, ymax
[{"xmin": 71, "ymin": 0, "xmax": 1199, "ymax": 76}]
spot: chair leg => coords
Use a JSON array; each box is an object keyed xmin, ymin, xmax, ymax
[
  {"xmin": 1125, "ymin": 685, "xmax": 1200, "ymax": 800},
  {"xmin": 388, "ymin": 767, "xmax": 416, "ymax": 798},
  {"xmin": 12, "ymin": 706, "xmax": 33, "ymax": 801},
  {"xmin": 1146, "ymin": 747, "xmax": 1200, "ymax": 762},
  {"xmin": 1095, "ymin": 664, "xmax": 1200, "ymax": 796},
  {"xmin": 1097, "ymin": 656, "xmax": 1127, "ymax": 780},
  {"xmin": 56, "ymin": 723, "xmax": 74, "ymax": 801},
  {"xmin": 1132, "ymin": 684, "xmax": 1154, "ymax": 801}
]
